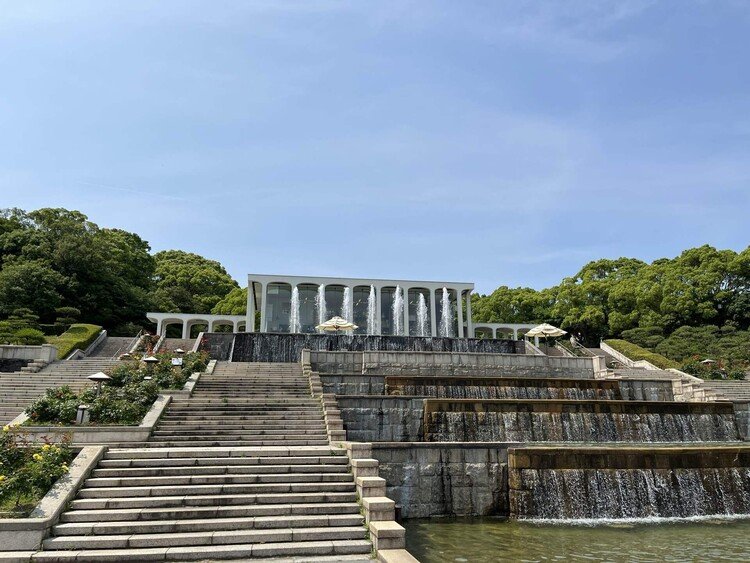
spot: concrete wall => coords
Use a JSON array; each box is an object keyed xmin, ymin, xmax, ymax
[
  {"xmin": 321, "ymin": 374, "xmax": 385, "ymax": 396},
  {"xmin": 0, "ymin": 344, "xmax": 57, "ymax": 362},
  {"xmin": 617, "ymin": 379, "xmax": 675, "ymax": 401},
  {"xmin": 372, "ymin": 443, "xmax": 510, "ymax": 518},
  {"xmin": 338, "ymin": 396, "xmax": 425, "ymax": 442},
  {"xmin": 312, "ymin": 350, "xmax": 602, "ymax": 378}
]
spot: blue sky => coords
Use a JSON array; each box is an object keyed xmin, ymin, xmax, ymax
[{"xmin": 2, "ymin": 1, "xmax": 749, "ymax": 293}]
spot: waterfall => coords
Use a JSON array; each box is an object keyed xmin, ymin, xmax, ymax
[
  {"xmin": 342, "ymin": 287, "xmax": 353, "ymax": 322},
  {"xmin": 439, "ymin": 287, "xmax": 453, "ymax": 338},
  {"xmin": 392, "ymin": 285, "xmax": 404, "ymax": 336},
  {"xmin": 417, "ymin": 293, "xmax": 429, "ymax": 337},
  {"xmin": 289, "ymin": 287, "xmax": 301, "ymax": 333},
  {"xmin": 367, "ymin": 285, "xmax": 377, "ymax": 334},
  {"xmin": 316, "ymin": 284, "xmax": 327, "ymax": 332}
]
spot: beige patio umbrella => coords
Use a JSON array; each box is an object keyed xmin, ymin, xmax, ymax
[
  {"xmin": 525, "ymin": 323, "xmax": 567, "ymax": 338},
  {"xmin": 315, "ymin": 316, "xmax": 358, "ymax": 332}
]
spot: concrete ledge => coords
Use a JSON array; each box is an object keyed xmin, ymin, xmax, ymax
[
  {"xmin": 0, "ymin": 445, "xmax": 105, "ymax": 551},
  {"xmin": 378, "ymin": 549, "xmax": 420, "ymax": 563},
  {"xmin": 369, "ymin": 521, "xmax": 406, "ymax": 550},
  {"xmin": 0, "ymin": 344, "xmax": 57, "ymax": 363}
]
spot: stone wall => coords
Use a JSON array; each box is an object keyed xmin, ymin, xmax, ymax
[
  {"xmin": 321, "ymin": 374, "xmax": 385, "ymax": 395},
  {"xmin": 312, "ymin": 350, "xmax": 602, "ymax": 378},
  {"xmin": 338, "ymin": 396, "xmax": 425, "ymax": 441},
  {"xmin": 618, "ymin": 379, "xmax": 674, "ymax": 401},
  {"xmin": 0, "ymin": 344, "xmax": 57, "ymax": 362},
  {"xmin": 371, "ymin": 443, "xmax": 510, "ymax": 518}
]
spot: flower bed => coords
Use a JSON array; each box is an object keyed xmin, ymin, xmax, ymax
[
  {"xmin": 0, "ymin": 429, "xmax": 73, "ymax": 517},
  {"xmin": 24, "ymin": 352, "xmax": 208, "ymax": 426}
]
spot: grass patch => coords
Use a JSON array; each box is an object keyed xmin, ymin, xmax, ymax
[
  {"xmin": 46, "ymin": 324, "xmax": 102, "ymax": 359},
  {"xmin": 603, "ymin": 339, "xmax": 680, "ymax": 370}
]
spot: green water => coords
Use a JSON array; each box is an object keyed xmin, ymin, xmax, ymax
[{"xmin": 404, "ymin": 516, "xmax": 750, "ymax": 562}]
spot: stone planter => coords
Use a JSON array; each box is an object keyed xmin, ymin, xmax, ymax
[{"xmin": 0, "ymin": 446, "xmax": 105, "ymax": 551}]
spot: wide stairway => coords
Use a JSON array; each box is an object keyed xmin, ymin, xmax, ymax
[
  {"xmin": 87, "ymin": 336, "xmax": 136, "ymax": 358},
  {"xmin": 0, "ymin": 358, "xmax": 119, "ymax": 423},
  {"xmin": 36, "ymin": 362, "xmax": 372, "ymax": 561}
]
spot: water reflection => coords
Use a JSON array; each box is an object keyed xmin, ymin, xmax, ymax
[{"xmin": 405, "ymin": 516, "xmax": 750, "ymax": 562}]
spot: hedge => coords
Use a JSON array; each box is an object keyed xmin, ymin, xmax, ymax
[
  {"xmin": 46, "ymin": 324, "xmax": 102, "ymax": 359},
  {"xmin": 603, "ymin": 339, "xmax": 680, "ymax": 370}
]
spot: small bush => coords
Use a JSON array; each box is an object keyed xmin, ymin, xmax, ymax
[
  {"xmin": 0, "ymin": 428, "xmax": 73, "ymax": 515},
  {"xmin": 604, "ymin": 339, "xmax": 680, "ymax": 370},
  {"xmin": 46, "ymin": 324, "xmax": 102, "ymax": 359},
  {"xmin": 12, "ymin": 328, "xmax": 46, "ymax": 345}
]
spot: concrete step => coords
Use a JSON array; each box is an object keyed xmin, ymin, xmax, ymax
[
  {"xmin": 77, "ymin": 481, "xmax": 355, "ymax": 499},
  {"xmin": 144, "ymin": 440, "xmax": 331, "ymax": 448},
  {"xmin": 38, "ymin": 533, "xmax": 372, "ymax": 563},
  {"xmin": 54, "ymin": 513, "xmax": 364, "ymax": 535},
  {"xmin": 71, "ymin": 491, "xmax": 358, "ymax": 510},
  {"xmin": 99, "ymin": 455, "xmax": 347, "ymax": 468},
  {"xmin": 104, "ymin": 447, "xmax": 342, "ymax": 459},
  {"xmin": 85, "ymin": 472, "xmax": 354, "ymax": 488},
  {"xmin": 61, "ymin": 502, "xmax": 361, "ymax": 523}
]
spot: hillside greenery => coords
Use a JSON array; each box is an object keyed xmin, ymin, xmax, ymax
[{"xmin": 1, "ymin": 207, "xmax": 747, "ymax": 366}]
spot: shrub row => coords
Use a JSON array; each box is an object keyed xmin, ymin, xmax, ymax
[
  {"xmin": 25, "ymin": 351, "xmax": 208, "ymax": 426},
  {"xmin": 603, "ymin": 339, "xmax": 680, "ymax": 370},
  {"xmin": 46, "ymin": 324, "xmax": 102, "ymax": 359}
]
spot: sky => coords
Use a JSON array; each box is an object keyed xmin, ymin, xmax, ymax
[{"xmin": 1, "ymin": 1, "xmax": 749, "ymax": 294}]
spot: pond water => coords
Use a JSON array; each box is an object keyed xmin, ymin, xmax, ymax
[{"xmin": 404, "ymin": 516, "xmax": 750, "ymax": 562}]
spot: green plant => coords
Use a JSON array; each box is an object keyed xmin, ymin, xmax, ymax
[
  {"xmin": 12, "ymin": 328, "xmax": 46, "ymax": 345},
  {"xmin": 603, "ymin": 339, "xmax": 680, "ymax": 370},
  {"xmin": 45, "ymin": 323, "xmax": 102, "ymax": 359},
  {"xmin": 0, "ymin": 428, "xmax": 73, "ymax": 514}
]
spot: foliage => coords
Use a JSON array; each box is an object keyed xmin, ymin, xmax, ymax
[
  {"xmin": 0, "ymin": 208, "xmax": 155, "ymax": 328},
  {"xmin": 0, "ymin": 428, "xmax": 73, "ymax": 514},
  {"xmin": 25, "ymin": 352, "xmax": 208, "ymax": 425},
  {"xmin": 654, "ymin": 325, "xmax": 750, "ymax": 364},
  {"xmin": 603, "ymin": 339, "xmax": 680, "ymax": 370},
  {"xmin": 211, "ymin": 286, "xmax": 247, "ymax": 315},
  {"xmin": 151, "ymin": 250, "xmax": 239, "ymax": 314},
  {"xmin": 681, "ymin": 357, "xmax": 747, "ymax": 381},
  {"xmin": 46, "ymin": 324, "xmax": 102, "ymax": 359},
  {"xmin": 10, "ymin": 328, "xmax": 46, "ymax": 345},
  {"xmin": 472, "ymin": 245, "xmax": 750, "ymax": 363}
]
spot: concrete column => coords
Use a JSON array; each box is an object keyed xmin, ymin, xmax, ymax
[
  {"xmin": 429, "ymin": 289, "xmax": 437, "ymax": 337},
  {"xmin": 402, "ymin": 287, "xmax": 410, "ymax": 337},
  {"xmin": 259, "ymin": 282, "xmax": 268, "ymax": 332},
  {"xmin": 465, "ymin": 292, "xmax": 473, "ymax": 338},
  {"xmin": 376, "ymin": 285, "xmax": 383, "ymax": 335},
  {"xmin": 493, "ymin": 328, "xmax": 497, "ymax": 339},
  {"xmin": 182, "ymin": 321, "xmax": 189, "ymax": 339},
  {"xmin": 233, "ymin": 320, "xmax": 239, "ymax": 333},
  {"xmin": 513, "ymin": 328, "xmax": 518, "ymax": 340},
  {"xmin": 156, "ymin": 320, "xmax": 163, "ymax": 336},
  {"xmin": 247, "ymin": 282, "xmax": 256, "ymax": 332},
  {"xmin": 456, "ymin": 289, "xmax": 464, "ymax": 338}
]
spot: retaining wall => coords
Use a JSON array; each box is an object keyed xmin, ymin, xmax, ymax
[{"xmin": 371, "ymin": 443, "xmax": 511, "ymax": 518}]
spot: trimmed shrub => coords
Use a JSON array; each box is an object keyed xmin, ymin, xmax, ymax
[
  {"xmin": 12, "ymin": 328, "xmax": 46, "ymax": 345},
  {"xmin": 603, "ymin": 339, "xmax": 680, "ymax": 370},
  {"xmin": 46, "ymin": 324, "xmax": 102, "ymax": 359}
]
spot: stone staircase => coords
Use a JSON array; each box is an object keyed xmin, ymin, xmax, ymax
[
  {"xmin": 0, "ymin": 359, "xmax": 120, "ymax": 423},
  {"xmin": 87, "ymin": 336, "xmax": 136, "ymax": 358},
  {"xmin": 158, "ymin": 338, "xmax": 196, "ymax": 353},
  {"xmin": 33, "ymin": 362, "xmax": 373, "ymax": 561}
]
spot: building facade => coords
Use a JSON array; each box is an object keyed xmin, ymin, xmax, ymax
[{"xmin": 247, "ymin": 274, "xmax": 474, "ymax": 337}]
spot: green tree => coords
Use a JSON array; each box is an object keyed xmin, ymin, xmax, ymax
[
  {"xmin": 0, "ymin": 261, "xmax": 65, "ymax": 319},
  {"xmin": 212, "ymin": 287, "xmax": 248, "ymax": 315},
  {"xmin": 152, "ymin": 250, "xmax": 238, "ymax": 313}
]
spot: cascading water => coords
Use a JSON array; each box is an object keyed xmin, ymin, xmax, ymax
[
  {"xmin": 392, "ymin": 285, "xmax": 404, "ymax": 336},
  {"xmin": 417, "ymin": 293, "xmax": 429, "ymax": 337},
  {"xmin": 367, "ymin": 285, "xmax": 377, "ymax": 334},
  {"xmin": 342, "ymin": 287, "xmax": 353, "ymax": 322},
  {"xmin": 289, "ymin": 287, "xmax": 301, "ymax": 333},
  {"xmin": 439, "ymin": 287, "xmax": 453, "ymax": 338},
  {"xmin": 316, "ymin": 284, "xmax": 327, "ymax": 332}
]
